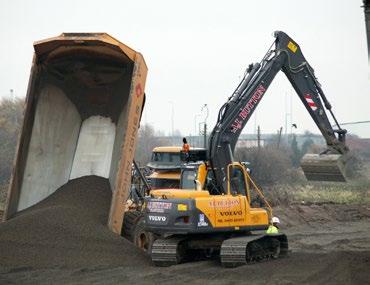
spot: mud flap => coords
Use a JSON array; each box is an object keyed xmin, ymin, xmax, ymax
[{"xmin": 301, "ymin": 154, "xmax": 346, "ymax": 182}]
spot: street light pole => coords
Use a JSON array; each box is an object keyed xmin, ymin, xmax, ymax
[
  {"xmin": 168, "ymin": 101, "xmax": 174, "ymax": 144},
  {"xmin": 194, "ymin": 114, "xmax": 200, "ymax": 147},
  {"xmin": 10, "ymin": 89, "xmax": 18, "ymax": 125},
  {"xmin": 201, "ymin": 104, "xmax": 209, "ymax": 148}
]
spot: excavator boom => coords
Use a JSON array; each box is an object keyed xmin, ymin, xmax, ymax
[{"xmin": 208, "ymin": 31, "xmax": 349, "ymax": 191}]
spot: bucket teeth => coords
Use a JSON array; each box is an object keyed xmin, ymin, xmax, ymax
[{"xmin": 301, "ymin": 154, "xmax": 346, "ymax": 182}]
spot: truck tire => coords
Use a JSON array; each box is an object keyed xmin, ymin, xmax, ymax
[
  {"xmin": 133, "ymin": 216, "xmax": 158, "ymax": 253},
  {"xmin": 121, "ymin": 210, "xmax": 143, "ymax": 242}
]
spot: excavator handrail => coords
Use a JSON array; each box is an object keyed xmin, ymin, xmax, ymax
[{"xmin": 245, "ymin": 171, "xmax": 273, "ymax": 219}]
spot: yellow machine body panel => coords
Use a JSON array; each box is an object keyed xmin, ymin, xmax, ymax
[
  {"xmin": 150, "ymin": 189, "xmax": 210, "ymax": 199},
  {"xmin": 195, "ymin": 195, "xmax": 268, "ymax": 229},
  {"xmin": 151, "ymin": 188, "xmax": 269, "ymax": 229},
  {"xmin": 148, "ymin": 172, "xmax": 181, "ymax": 180},
  {"xmin": 196, "ymin": 163, "xmax": 207, "ymax": 187},
  {"xmin": 146, "ymin": 161, "xmax": 271, "ymax": 233}
]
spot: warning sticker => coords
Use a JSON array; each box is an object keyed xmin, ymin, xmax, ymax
[{"xmin": 287, "ymin": 41, "xmax": 298, "ymax": 53}]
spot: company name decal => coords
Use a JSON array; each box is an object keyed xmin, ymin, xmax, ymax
[
  {"xmin": 209, "ymin": 200, "xmax": 240, "ymax": 208},
  {"xmin": 147, "ymin": 201, "xmax": 172, "ymax": 213},
  {"xmin": 231, "ymin": 84, "xmax": 266, "ymax": 133}
]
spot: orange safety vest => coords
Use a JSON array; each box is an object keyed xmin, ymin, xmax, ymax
[{"xmin": 182, "ymin": 143, "xmax": 190, "ymax": 153}]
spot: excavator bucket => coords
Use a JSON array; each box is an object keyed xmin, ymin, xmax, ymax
[{"xmin": 300, "ymin": 154, "xmax": 346, "ymax": 182}]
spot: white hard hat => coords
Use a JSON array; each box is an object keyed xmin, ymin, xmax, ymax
[{"xmin": 271, "ymin": 217, "xmax": 280, "ymax": 224}]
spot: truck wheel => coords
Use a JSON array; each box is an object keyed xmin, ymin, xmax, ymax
[
  {"xmin": 121, "ymin": 211, "xmax": 143, "ymax": 242},
  {"xmin": 134, "ymin": 216, "xmax": 158, "ymax": 253}
]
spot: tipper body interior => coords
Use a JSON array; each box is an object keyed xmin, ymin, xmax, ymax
[{"xmin": 4, "ymin": 33, "xmax": 147, "ymax": 234}]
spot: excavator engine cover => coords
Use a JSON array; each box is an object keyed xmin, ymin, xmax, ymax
[{"xmin": 300, "ymin": 153, "xmax": 346, "ymax": 182}]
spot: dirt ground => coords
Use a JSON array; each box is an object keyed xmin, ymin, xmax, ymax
[{"xmin": 0, "ymin": 179, "xmax": 370, "ymax": 284}]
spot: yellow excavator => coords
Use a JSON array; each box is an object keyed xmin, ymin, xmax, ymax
[
  {"xmin": 148, "ymin": 159, "xmax": 281, "ymax": 267},
  {"xmin": 143, "ymin": 31, "xmax": 349, "ymax": 267}
]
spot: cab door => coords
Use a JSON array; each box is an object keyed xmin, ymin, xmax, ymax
[{"xmin": 213, "ymin": 164, "xmax": 248, "ymax": 228}]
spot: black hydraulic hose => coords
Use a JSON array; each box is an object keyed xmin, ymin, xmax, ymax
[{"xmin": 133, "ymin": 160, "xmax": 151, "ymax": 192}]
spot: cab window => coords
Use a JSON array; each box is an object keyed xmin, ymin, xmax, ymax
[
  {"xmin": 152, "ymin": 152, "xmax": 163, "ymax": 162},
  {"xmin": 151, "ymin": 178, "xmax": 179, "ymax": 189},
  {"xmin": 205, "ymin": 170, "xmax": 221, "ymax": 195},
  {"xmin": 169, "ymin": 153, "xmax": 181, "ymax": 163},
  {"xmin": 181, "ymin": 169, "xmax": 197, "ymax": 189},
  {"xmin": 229, "ymin": 167, "xmax": 247, "ymax": 196},
  {"xmin": 152, "ymin": 152, "xmax": 180, "ymax": 164}
]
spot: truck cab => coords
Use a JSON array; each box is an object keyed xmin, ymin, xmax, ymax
[
  {"xmin": 146, "ymin": 146, "xmax": 206, "ymax": 189},
  {"xmin": 145, "ymin": 146, "xmax": 182, "ymax": 189}
]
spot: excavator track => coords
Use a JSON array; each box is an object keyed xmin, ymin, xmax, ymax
[
  {"xmin": 151, "ymin": 236, "xmax": 187, "ymax": 267},
  {"xmin": 220, "ymin": 234, "xmax": 288, "ymax": 268}
]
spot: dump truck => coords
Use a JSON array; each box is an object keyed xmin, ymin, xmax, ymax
[{"xmin": 3, "ymin": 33, "xmax": 147, "ymax": 235}]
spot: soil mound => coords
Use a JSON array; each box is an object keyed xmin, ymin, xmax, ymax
[
  {"xmin": 0, "ymin": 176, "xmax": 149, "ymax": 269},
  {"xmin": 274, "ymin": 203, "xmax": 370, "ymax": 227}
]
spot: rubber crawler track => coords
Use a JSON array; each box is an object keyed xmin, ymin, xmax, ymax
[{"xmin": 151, "ymin": 234, "xmax": 288, "ymax": 267}]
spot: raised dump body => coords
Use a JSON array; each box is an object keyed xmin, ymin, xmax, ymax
[
  {"xmin": 3, "ymin": 33, "xmax": 147, "ymax": 234},
  {"xmin": 364, "ymin": 0, "xmax": 370, "ymax": 69}
]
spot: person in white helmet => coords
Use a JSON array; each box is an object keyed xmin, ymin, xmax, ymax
[{"xmin": 266, "ymin": 216, "xmax": 280, "ymax": 234}]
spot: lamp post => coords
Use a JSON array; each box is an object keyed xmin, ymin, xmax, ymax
[
  {"xmin": 194, "ymin": 113, "xmax": 200, "ymax": 147},
  {"xmin": 168, "ymin": 101, "xmax": 174, "ymax": 144},
  {"xmin": 10, "ymin": 89, "xmax": 18, "ymax": 125},
  {"xmin": 201, "ymin": 104, "xmax": 209, "ymax": 148}
]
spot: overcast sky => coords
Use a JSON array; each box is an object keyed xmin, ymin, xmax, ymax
[{"xmin": 1, "ymin": 0, "xmax": 369, "ymax": 138}]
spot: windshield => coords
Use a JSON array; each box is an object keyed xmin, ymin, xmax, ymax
[
  {"xmin": 151, "ymin": 152, "xmax": 181, "ymax": 164},
  {"xmin": 150, "ymin": 178, "xmax": 180, "ymax": 189}
]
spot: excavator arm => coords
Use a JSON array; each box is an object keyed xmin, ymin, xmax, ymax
[{"xmin": 208, "ymin": 31, "xmax": 349, "ymax": 194}]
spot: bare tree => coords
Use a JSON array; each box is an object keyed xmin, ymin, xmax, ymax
[
  {"xmin": 235, "ymin": 145, "xmax": 294, "ymax": 186},
  {"xmin": 0, "ymin": 97, "xmax": 24, "ymax": 205},
  {"xmin": 134, "ymin": 123, "xmax": 172, "ymax": 166},
  {"xmin": 0, "ymin": 97, "xmax": 24, "ymax": 182}
]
